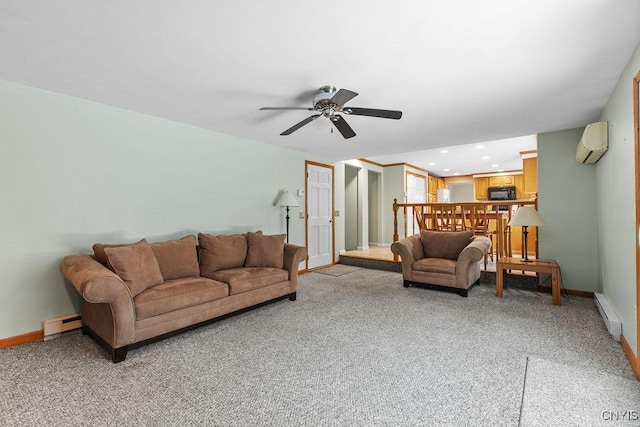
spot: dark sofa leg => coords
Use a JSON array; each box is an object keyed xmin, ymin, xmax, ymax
[
  {"xmin": 403, "ymin": 280, "xmax": 411, "ymax": 288},
  {"xmin": 289, "ymin": 292, "xmax": 297, "ymax": 301},
  {"xmin": 112, "ymin": 346, "xmax": 128, "ymax": 363},
  {"xmin": 458, "ymin": 289, "xmax": 469, "ymax": 297}
]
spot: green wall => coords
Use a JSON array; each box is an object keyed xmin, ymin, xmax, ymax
[
  {"xmin": 537, "ymin": 128, "xmax": 599, "ymax": 293},
  {"xmin": 598, "ymin": 39, "xmax": 640, "ymax": 356},
  {"xmin": 0, "ymin": 79, "xmax": 322, "ymax": 340}
]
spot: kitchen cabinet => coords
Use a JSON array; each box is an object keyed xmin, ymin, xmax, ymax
[
  {"xmin": 428, "ymin": 176, "xmax": 445, "ymax": 195},
  {"xmin": 428, "ymin": 176, "xmax": 437, "ymax": 195},
  {"xmin": 488, "ymin": 175, "xmax": 515, "ymax": 187},
  {"xmin": 474, "ymin": 177, "xmax": 488, "ymax": 200},
  {"xmin": 522, "ymin": 157, "xmax": 538, "ymax": 196}
]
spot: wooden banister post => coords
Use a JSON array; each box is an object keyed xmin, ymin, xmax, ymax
[{"xmin": 393, "ymin": 199, "xmax": 399, "ymax": 261}]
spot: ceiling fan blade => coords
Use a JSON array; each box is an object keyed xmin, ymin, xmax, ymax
[
  {"xmin": 329, "ymin": 89, "xmax": 358, "ymax": 107},
  {"xmin": 343, "ymin": 107, "xmax": 402, "ymax": 120},
  {"xmin": 280, "ymin": 114, "xmax": 321, "ymax": 135},
  {"xmin": 331, "ymin": 115, "xmax": 356, "ymax": 139},
  {"xmin": 260, "ymin": 107, "xmax": 314, "ymax": 111}
]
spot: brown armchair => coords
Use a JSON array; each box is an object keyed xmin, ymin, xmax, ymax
[{"xmin": 391, "ymin": 230, "xmax": 492, "ymax": 297}]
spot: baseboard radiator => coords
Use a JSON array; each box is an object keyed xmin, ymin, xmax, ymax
[
  {"xmin": 43, "ymin": 313, "xmax": 82, "ymax": 341},
  {"xmin": 594, "ymin": 293, "xmax": 621, "ymax": 342}
]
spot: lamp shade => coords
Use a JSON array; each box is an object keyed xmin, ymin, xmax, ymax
[
  {"xmin": 508, "ymin": 206, "xmax": 547, "ymax": 227},
  {"xmin": 276, "ymin": 191, "xmax": 299, "ymax": 208}
]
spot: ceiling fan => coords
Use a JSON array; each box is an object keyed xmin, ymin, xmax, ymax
[{"xmin": 259, "ymin": 85, "xmax": 402, "ymax": 139}]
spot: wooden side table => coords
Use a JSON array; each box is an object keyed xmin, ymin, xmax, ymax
[{"xmin": 496, "ymin": 257, "xmax": 562, "ymax": 305}]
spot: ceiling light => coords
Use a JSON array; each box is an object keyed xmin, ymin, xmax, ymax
[
  {"xmin": 454, "ymin": 172, "xmax": 460, "ymax": 176},
  {"xmin": 497, "ymin": 169, "xmax": 504, "ymax": 172},
  {"xmin": 440, "ymin": 150, "xmax": 448, "ymax": 154},
  {"xmin": 443, "ymin": 168, "xmax": 450, "ymax": 172},
  {"xmin": 428, "ymin": 162, "xmax": 436, "ymax": 166},
  {"xmin": 481, "ymin": 156, "xmax": 490, "ymax": 160},
  {"xmin": 491, "ymin": 164, "xmax": 499, "ymax": 168},
  {"xmin": 475, "ymin": 145, "xmax": 484, "ymax": 149}
]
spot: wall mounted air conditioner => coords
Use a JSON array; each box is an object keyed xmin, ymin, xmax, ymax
[{"xmin": 575, "ymin": 121, "xmax": 608, "ymax": 164}]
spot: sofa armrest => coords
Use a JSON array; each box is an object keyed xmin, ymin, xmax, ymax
[
  {"xmin": 60, "ymin": 254, "xmax": 136, "ymax": 346},
  {"xmin": 391, "ymin": 235, "xmax": 424, "ymax": 280},
  {"xmin": 283, "ymin": 243, "xmax": 308, "ymax": 291},
  {"xmin": 455, "ymin": 236, "xmax": 491, "ymax": 283}
]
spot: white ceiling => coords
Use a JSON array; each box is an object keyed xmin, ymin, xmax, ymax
[{"xmin": 1, "ymin": 1, "xmax": 639, "ymax": 175}]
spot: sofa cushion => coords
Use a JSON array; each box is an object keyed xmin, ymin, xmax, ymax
[
  {"xmin": 134, "ymin": 277, "xmax": 229, "ymax": 320},
  {"xmin": 204, "ymin": 267, "xmax": 288, "ymax": 295},
  {"xmin": 150, "ymin": 235, "xmax": 200, "ymax": 281},
  {"xmin": 412, "ymin": 258, "xmax": 457, "ymax": 275},
  {"xmin": 103, "ymin": 240, "xmax": 164, "ymax": 297},
  {"xmin": 198, "ymin": 232, "xmax": 253, "ymax": 275},
  {"xmin": 244, "ymin": 232, "xmax": 285, "ymax": 269},
  {"xmin": 93, "ymin": 239, "xmax": 146, "ymax": 267},
  {"xmin": 420, "ymin": 230, "xmax": 473, "ymax": 260}
]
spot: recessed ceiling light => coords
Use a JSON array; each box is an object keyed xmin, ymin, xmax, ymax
[
  {"xmin": 491, "ymin": 164, "xmax": 499, "ymax": 168},
  {"xmin": 497, "ymin": 169, "xmax": 504, "ymax": 172},
  {"xmin": 481, "ymin": 156, "xmax": 490, "ymax": 160},
  {"xmin": 440, "ymin": 150, "xmax": 448, "ymax": 154},
  {"xmin": 443, "ymin": 168, "xmax": 450, "ymax": 172},
  {"xmin": 454, "ymin": 172, "xmax": 460, "ymax": 176},
  {"xmin": 428, "ymin": 162, "xmax": 436, "ymax": 166},
  {"xmin": 475, "ymin": 145, "xmax": 484, "ymax": 149}
]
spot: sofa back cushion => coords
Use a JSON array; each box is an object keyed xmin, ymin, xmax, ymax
[
  {"xmin": 244, "ymin": 232, "xmax": 285, "ymax": 269},
  {"xmin": 149, "ymin": 235, "xmax": 200, "ymax": 281},
  {"xmin": 103, "ymin": 240, "xmax": 164, "ymax": 296},
  {"xmin": 198, "ymin": 232, "xmax": 252, "ymax": 275},
  {"xmin": 420, "ymin": 230, "xmax": 474, "ymax": 260}
]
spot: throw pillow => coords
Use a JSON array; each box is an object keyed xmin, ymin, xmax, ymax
[
  {"xmin": 93, "ymin": 239, "xmax": 146, "ymax": 267},
  {"xmin": 198, "ymin": 233, "xmax": 250, "ymax": 275},
  {"xmin": 420, "ymin": 230, "xmax": 474, "ymax": 260},
  {"xmin": 149, "ymin": 235, "xmax": 200, "ymax": 281},
  {"xmin": 103, "ymin": 240, "xmax": 164, "ymax": 297},
  {"xmin": 245, "ymin": 232, "xmax": 285, "ymax": 268}
]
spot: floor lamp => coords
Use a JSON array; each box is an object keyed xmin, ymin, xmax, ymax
[
  {"xmin": 277, "ymin": 191, "xmax": 300, "ymax": 243},
  {"xmin": 508, "ymin": 206, "xmax": 547, "ymax": 262}
]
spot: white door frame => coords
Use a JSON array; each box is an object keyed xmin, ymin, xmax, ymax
[{"xmin": 305, "ymin": 161, "xmax": 335, "ymax": 270}]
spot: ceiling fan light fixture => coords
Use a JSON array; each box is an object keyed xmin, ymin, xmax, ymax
[{"xmin": 260, "ymin": 84, "xmax": 402, "ymax": 139}]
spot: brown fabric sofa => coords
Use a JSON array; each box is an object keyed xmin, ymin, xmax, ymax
[
  {"xmin": 391, "ymin": 230, "xmax": 491, "ymax": 297},
  {"xmin": 60, "ymin": 231, "xmax": 307, "ymax": 362}
]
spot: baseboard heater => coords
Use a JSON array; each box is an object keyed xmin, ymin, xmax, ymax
[
  {"xmin": 594, "ymin": 293, "xmax": 621, "ymax": 342},
  {"xmin": 43, "ymin": 313, "xmax": 82, "ymax": 341}
]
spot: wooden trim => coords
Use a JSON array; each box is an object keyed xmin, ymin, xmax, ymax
[
  {"xmin": 472, "ymin": 170, "xmax": 523, "ymax": 178},
  {"xmin": 357, "ymin": 158, "xmax": 385, "ymax": 168},
  {"xmin": 621, "ymin": 334, "xmax": 640, "ymax": 380},
  {"xmin": 358, "ymin": 159, "xmax": 430, "ymax": 174},
  {"xmin": 538, "ymin": 286, "xmax": 593, "ymax": 299},
  {"xmin": 0, "ymin": 330, "xmax": 43, "ymax": 349},
  {"xmin": 634, "ymin": 69, "xmax": 640, "ymax": 373},
  {"xmin": 403, "ymin": 163, "xmax": 430, "ymax": 174}
]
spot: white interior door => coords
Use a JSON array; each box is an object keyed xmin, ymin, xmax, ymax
[
  {"xmin": 307, "ymin": 163, "xmax": 333, "ymax": 269},
  {"xmin": 406, "ymin": 173, "xmax": 426, "ymax": 235}
]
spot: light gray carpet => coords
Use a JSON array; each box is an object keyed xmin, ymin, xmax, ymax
[
  {"xmin": 521, "ymin": 357, "xmax": 640, "ymax": 426},
  {"xmin": 314, "ymin": 264, "xmax": 362, "ymax": 276},
  {"xmin": 0, "ymin": 269, "xmax": 636, "ymax": 426}
]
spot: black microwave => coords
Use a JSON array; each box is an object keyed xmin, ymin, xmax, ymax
[{"xmin": 488, "ymin": 186, "xmax": 516, "ymax": 200}]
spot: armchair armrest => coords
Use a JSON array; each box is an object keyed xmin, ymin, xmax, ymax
[
  {"xmin": 391, "ymin": 235, "xmax": 424, "ymax": 279},
  {"xmin": 60, "ymin": 254, "xmax": 135, "ymax": 346},
  {"xmin": 455, "ymin": 236, "xmax": 491, "ymax": 284}
]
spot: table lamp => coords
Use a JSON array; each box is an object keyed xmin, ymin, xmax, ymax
[{"xmin": 508, "ymin": 206, "xmax": 546, "ymax": 262}]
